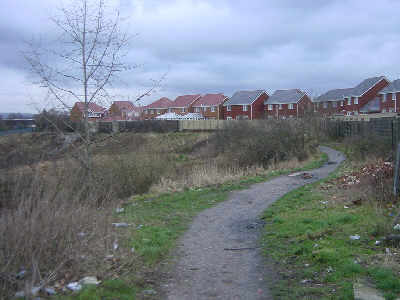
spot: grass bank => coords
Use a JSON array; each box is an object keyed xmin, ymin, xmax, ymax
[
  {"xmin": 261, "ymin": 141, "xmax": 400, "ymax": 299},
  {"xmin": 55, "ymin": 150, "xmax": 328, "ymax": 299}
]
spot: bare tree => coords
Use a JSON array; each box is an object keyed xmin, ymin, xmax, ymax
[{"xmin": 25, "ymin": 0, "xmax": 133, "ymax": 185}]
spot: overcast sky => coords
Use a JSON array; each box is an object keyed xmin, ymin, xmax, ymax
[{"xmin": 1, "ymin": 0, "xmax": 400, "ymax": 112}]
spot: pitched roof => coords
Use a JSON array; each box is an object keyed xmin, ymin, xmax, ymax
[
  {"xmin": 145, "ymin": 97, "xmax": 172, "ymax": 109},
  {"xmin": 264, "ymin": 89, "xmax": 306, "ymax": 104},
  {"xmin": 192, "ymin": 93, "xmax": 228, "ymax": 106},
  {"xmin": 169, "ymin": 94, "xmax": 202, "ymax": 108},
  {"xmin": 350, "ymin": 76, "xmax": 387, "ymax": 96},
  {"xmin": 359, "ymin": 97, "xmax": 380, "ymax": 113},
  {"xmin": 313, "ymin": 88, "xmax": 353, "ymax": 102},
  {"xmin": 74, "ymin": 102, "xmax": 106, "ymax": 113},
  {"xmin": 223, "ymin": 90, "xmax": 267, "ymax": 106},
  {"xmin": 113, "ymin": 101, "xmax": 133, "ymax": 109},
  {"xmin": 379, "ymin": 79, "xmax": 400, "ymax": 94}
]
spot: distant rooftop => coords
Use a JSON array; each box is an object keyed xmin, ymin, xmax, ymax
[{"xmin": 265, "ymin": 89, "xmax": 306, "ymax": 104}]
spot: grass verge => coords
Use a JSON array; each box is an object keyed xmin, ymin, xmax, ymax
[
  {"xmin": 260, "ymin": 158, "xmax": 400, "ymax": 299},
  {"xmin": 55, "ymin": 150, "xmax": 328, "ymax": 299}
]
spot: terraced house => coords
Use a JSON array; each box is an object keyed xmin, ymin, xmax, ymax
[
  {"xmin": 379, "ymin": 79, "xmax": 400, "ymax": 114},
  {"xmin": 70, "ymin": 102, "xmax": 107, "ymax": 123},
  {"xmin": 141, "ymin": 97, "xmax": 172, "ymax": 119},
  {"xmin": 264, "ymin": 89, "xmax": 312, "ymax": 118},
  {"xmin": 167, "ymin": 94, "xmax": 203, "ymax": 116},
  {"xmin": 191, "ymin": 93, "xmax": 228, "ymax": 120},
  {"xmin": 313, "ymin": 88, "xmax": 353, "ymax": 116},
  {"xmin": 223, "ymin": 90, "xmax": 269, "ymax": 120}
]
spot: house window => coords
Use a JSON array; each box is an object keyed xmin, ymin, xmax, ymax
[
  {"xmin": 227, "ymin": 105, "xmax": 231, "ymax": 111},
  {"xmin": 150, "ymin": 109, "xmax": 154, "ymax": 114},
  {"xmin": 268, "ymin": 104, "xmax": 273, "ymax": 110},
  {"xmin": 382, "ymin": 109, "xmax": 387, "ymax": 113},
  {"xmin": 346, "ymin": 111, "xmax": 351, "ymax": 115},
  {"xmin": 354, "ymin": 97, "xmax": 359, "ymax": 105},
  {"xmin": 243, "ymin": 116, "xmax": 249, "ymax": 120},
  {"xmin": 354, "ymin": 111, "xmax": 359, "ymax": 115},
  {"xmin": 288, "ymin": 103, "xmax": 294, "ymax": 109},
  {"xmin": 169, "ymin": 108, "xmax": 172, "ymax": 113},
  {"xmin": 323, "ymin": 102, "xmax": 327, "ymax": 108},
  {"xmin": 393, "ymin": 93, "xmax": 397, "ymax": 101},
  {"xmin": 212, "ymin": 116, "xmax": 216, "ymax": 120},
  {"xmin": 182, "ymin": 107, "xmax": 186, "ymax": 113},
  {"xmin": 347, "ymin": 97, "xmax": 352, "ymax": 105},
  {"xmin": 315, "ymin": 102, "xmax": 320, "ymax": 107},
  {"xmin": 203, "ymin": 107, "xmax": 207, "ymax": 112},
  {"xmin": 278, "ymin": 104, "xmax": 282, "ymax": 110},
  {"xmin": 211, "ymin": 106, "xmax": 216, "ymax": 112},
  {"xmin": 382, "ymin": 94, "xmax": 386, "ymax": 102},
  {"xmin": 243, "ymin": 105, "xmax": 248, "ymax": 111},
  {"xmin": 332, "ymin": 101, "xmax": 337, "ymax": 108},
  {"xmin": 128, "ymin": 112, "xmax": 132, "ymax": 116},
  {"xmin": 157, "ymin": 109, "xmax": 160, "ymax": 114},
  {"xmin": 289, "ymin": 115, "xmax": 293, "ymax": 118},
  {"xmin": 195, "ymin": 107, "xmax": 200, "ymax": 113},
  {"xmin": 340, "ymin": 101, "xmax": 344, "ymax": 106},
  {"xmin": 390, "ymin": 109, "xmax": 396, "ymax": 113},
  {"xmin": 236, "ymin": 115, "xmax": 241, "ymax": 120},
  {"xmin": 227, "ymin": 116, "xmax": 232, "ymax": 120}
]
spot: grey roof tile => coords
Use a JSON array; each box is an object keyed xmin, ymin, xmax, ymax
[
  {"xmin": 350, "ymin": 76, "xmax": 386, "ymax": 96},
  {"xmin": 223, "ymin": 90, "xmax": 267, "ymax": 106},
  {"xmin": 359, "ymin": 97, "xmax": 380, "ymax": 113},
  {"xmin": 313, "ymin": 88, "xmax": 353, "ymax": 102},
  {"xmin": 380, "ymin": 79, "xmax": 400, "ymax": 93},
  {"xmin": 264, "ymin": 89, "xmax": 306, "ymax": 104}
]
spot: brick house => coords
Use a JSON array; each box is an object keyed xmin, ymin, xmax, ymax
[
  {"xmin": 312, "ymin": 88, "xmax": 353, "ymax": 116},
  {"xmin": 141, "ymin": 97, "xmax": 172, "ymax": 119},
  {"xmin": 70, "ymin": 102, "xmax": 106, "ymax": 123},
  {"xmin": 167, "ymin": 94, "xmax": 203, "ymax": 116},
  {"xmin": 264, "ymin": 89, "xmax": 312, "ymax": 118},
  {"xmin": 342, "ymin": 76, "xmax": 389, "ymax": 115},
  {"xmin": 222, "ymin": 90, "xmax": 269, "ymax": 120},
  {"xmin": 191, "ymin": 93, "xmax": 228, "ymax": 120},
  {"xmin": 378, "ymin": 79, "xmax": 400, "ymax": 113}
]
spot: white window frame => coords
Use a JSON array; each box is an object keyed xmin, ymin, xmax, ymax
[
  {"xmin": 182, "ymin": 107, "xmax": 186, "ymax": 113},
  {"xmin": 243, "ymin": 116, "xmax": 249, "ymax": 120},
  {"xmin": 390, "ymin": 108, "xmax": 396, "ymax": 113},
  {"xmin": 323, "ymin": 102, "xmax": 327, "ymax": 108},
  {"xmin": 288, "ymin": 103, "xmax": 294, "ymax": 110},
  {"xmin": 211, "ymin": 106, "xmax": 216, "ymax": 112},
  {"xmin": 332, "ymin": 101, "xmax": 337, "ymax": 108},
  {"xmin": 150, "ymin": 109, "xmax": 154, "ymax": 114},
  {"xmin": 393, "ymin": 93, "xmax": 397, "ymax": 101},
  {"xmin": 227, "ymin": 105, "xmax": 231, "ymax": 112},
  {"xmin": 195, "ymin": 107, "xmax": 200, "ymax": 113},
  {"xmin": 243, "ymin": 105, "xmax": 248, "ymax": 111},
  {"xmin": 278, "ymin": 104, "xmax": 282, "ymax": 110},
  {"xmin": 346, "ymin": 111, "xmax": 351, "ymax": 115},
  {"xmin": 382, "ymin": 108, "xmax": 387, "ymax": 113},
  {"xmin": 315, "ymin": 102, "xmax": 320, "ymax": 108},
  {"xmin": 268, "ymin": 104, "xmax": 273, "ymax": 111},
  {"xmin": 340, "ymin": 101, "xmax": 344, "ymax": 106},
  {"xmin": 227, "ymin": 116, "xmax": 232, "ymax": 120},
  {"xmin": 157, "ymin": 109, "xmax": 160, "ymax": 114},
  {"xmin": 354, "ymin": 97, "xmax": 359, "ymax": 105},
  {"xmin": 382, "ymin": 94, "xmax": 387, "ymax": 102},
  {"xmin": 236, "ymin": 115, "xmax": 241, "ymax": 120},
  {"xmin": 168, "ymin": 108, "xmax": 172, "ymax": 113},
  {"xmin": 203, "ymin": 107, "xmax": 207, "ymax": 112},
  {"xmin": 347, "ymin": 97, "xmax": 352, "ymax": 105},
  {"xmin": 289, "ymin": 115, "xmax": 293, "ymax": 118}
]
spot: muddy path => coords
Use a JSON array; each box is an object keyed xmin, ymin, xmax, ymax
[{"xmin": 160, "ymin": 147, "xmax": 345, "ymax": 300}]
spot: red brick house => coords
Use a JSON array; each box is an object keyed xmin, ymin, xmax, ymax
[
  {"xmin": 167, "ymin": 94, "xmax": 203, "ymax": 116},
  {"xmin": 141, "ymin": 97, "xmax": 172, "ymax": 119},
  {"xmin": 312, "ymin": 88, "xmax": 352, "ymax": 116},
  {"xmin": 70, "ymin": 102, "xmax": 106, "ymax": 123},
  {"xmin": 191, "ymin": 93, "xmax": 228, "ymax": 120},
  {"xmin": 264, "ymin": 89, "xmax": 312, "ymax": 118},
  {"xmin": 223, "ymin": 90, "xmax": 269, "ymax": 120},
  {"xmin": 378, "ymin": 79, "xmax": 400, "ymax": 113},
  {"xmin": 342, "ymin": 76, "xmax": 389, "ymax": 115}
]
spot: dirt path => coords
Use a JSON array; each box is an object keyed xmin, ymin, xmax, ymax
[{"xmin": 161, "ymin": 147, "xmax": 345, "ymax": 300}]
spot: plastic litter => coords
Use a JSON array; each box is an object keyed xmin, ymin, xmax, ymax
[
  {"xmin": 80, "ymin": 276, "xmax": 101, "ymax": 285},
  {"xmin": 77, "ymin": 232, "xmax": 85, "ymax": 237},
  {"xmin": 15, "ymin": 291, "xmax": 25, "ymax": 298},
  {"xmin": 15, "ymin": 270, "xmax": 27, "ymax": 279},
  {"xmin": 112, "ymin": 223, "xmax": 130, "ymax": 227},
  {"xmin": 394, "ymin": 224, "xmax": 400, "ymax": 230},
  {"xmin": 344, "ymin": 206, "xmax": 349, "ymax": 209},
  {"xmin": 113, "ymin": 243, "xmax": 118, "ymax": 251},
  {"xmin": 349, "ymin": 234, "xmax": 360, "ymax": 240},
  {"xmin": 45, "ymin": 286, "xmax": 57, "ymax": 295},
  {"xmin": 67, "ymin": 282, "xmax": 82, "ymax": 291},
  {"xmin": 288, "ymin": 172, "xmax": 302, "ymax": 177},
  {"xmin": 144, "ymin": 289, "xmax": 157, "ymax": 294},
  {"xmin": 115, "ymin": 208, "xmax": 124, "ymax": 213}
]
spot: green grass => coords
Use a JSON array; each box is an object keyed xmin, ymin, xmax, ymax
[
  {"xmin": 57, "ymin": 150, "xmax": 328, "ymax": 299},
  {"xmin": 260, "ymin": 161, "xmax": 399, "ymax": 299}
]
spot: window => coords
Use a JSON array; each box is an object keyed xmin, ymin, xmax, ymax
[
  {"xmin": 382, "ymin": 109, "xmax": 387, "ymax": 113},
  {"xmin": 243, "ymin": 105, "xmax": 248, "ymax": 111},
  {"xmin": 382, "ymin": 94, "xmax": 387, "ymax": 102},
  {"xmin": 227, "ymin": 105, "xmax": 231, "ymax": 111},
  {"xmin": 390, "ymin": 109, "xmax": 396, "ymax": 113},
  {"xmin": 182, "ymin": 107, "xmax": 186, "ymax": 113},
  {"xmin": 128, "ymin": 112, "xmax": 132, "ymax": 116},
  {"xmin": 332, "ymin": 101, "xmax": 337, "ymax": 108},
  {"xmin": 195, "ymin": 107, "xmax": 200, "ymax": 113},
  {"xmin": 227, "ymin": 116, "xmax": 232, "ymax": 120},
  {"xmin": 211, "ymin": 106, "xmax": 216, "ymax": 112},
  {"xmin": 150, "ymin": 109, "xmax": 154, "ymax": 114},
  {"xmin": 278, "ymin": 104, "xmax": 282, "ymax": 110},
  {"xmin": 289, "ymin": 115, "xmax": 293, "ymax": 118},
  {"xmin": 212, "ymin": 116, "xmax": 216, "ymax": 120},
  {"xmin": 236, "ymin": 115, "xmax": 241, "ymax": 120},
  {"xmin": 268, "ymin": 104, "xmax": 273, "ymax": 110},
  {"xmin": 203, "ymin": 107, "xmax": 207, "ymax": 112},
  {"xmin": 346, "ymin": 111, "xmax": 351, "ymax": 115},
  {"xmin": 168, "ymin": 108, "xmax": 172, "ymax": 113},
  {"xmin": 288, "ymin": 103, "xmax": 294, "ymax": 109},
  {"xmin": 354, "ymin": 111, "xmax": 358, "ymax": 115},
  {"xmin": 157, "ymin": 109, "xmax": 160, "ymax": 114},
  {"xmin": 354, "ymin": 97, "xmax": 359, "ymax": 105},
  {"xmin": 393, "ymin": 93, "xmax": 397, "ymax": 101},
  {"xmin": 347, "ymin": 97, "xmax": 352, "ymax": 105},
  {"xmin": 340, "ymin": 101, "xmax": 344, "ymax": 106},
  {"xmin": 243, "ymin": 116, "xmax": 249, "ymax": 120},
  {"xmin": 315, "ymin": 102, "xmax": 320, "ymax": 108},
  {"xmin": 323, "ymin": 102, "xmax": 327, "ymax": 108}
]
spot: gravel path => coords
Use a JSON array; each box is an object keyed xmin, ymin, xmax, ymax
[{"xmin": 161, "ymin": 147, "xmax": 345, "ymax": 300}]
